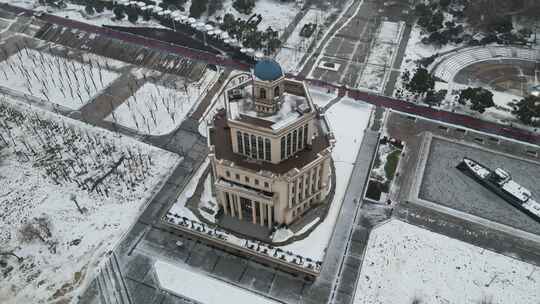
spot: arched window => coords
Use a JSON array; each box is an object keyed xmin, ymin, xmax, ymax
[
  {"xmin": 260, "ymin": 88, "xmax": 266, "ymax": 99},
  {"xmin": 274, "ymin": 86, "xmax": 280, "ymax": 97}
]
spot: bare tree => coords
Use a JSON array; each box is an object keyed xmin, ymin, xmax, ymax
[{"xmin": 19, "ymin": 215, "xmax": 53, "ymax": 244}]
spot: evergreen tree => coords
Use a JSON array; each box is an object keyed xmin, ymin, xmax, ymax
[
  {"xmin": 208, "ymin": 0, "xmax": 224, "ymax": 16},
  {"xmin": 85, "ymin": 5, "xmax": 95, "ymax": 15},
  {"xmin": 405, "ymin": 67, "xmax": 435, "ymax": 95},
  {"xmin": 233, "ymin": 0, "xmax": 255, "ymax": 14},
  {"xmin": 458, "ymin": 87, "xmax": 495, "ymax": 113},
  {"xmin": 190, "ymin": 0, "xmax": 209, "ymax": 18},
  {"xmin": 512, "ymin": 95, "xmax": 540, "ymax": 126},
  {"xmin": 113, "ymin": 6, "xmax": 125, "ymax": 20}
]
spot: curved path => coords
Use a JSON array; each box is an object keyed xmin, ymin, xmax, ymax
[{"xmin": 2, "ymin": 3, "xmax": 539, "ymax": 146}]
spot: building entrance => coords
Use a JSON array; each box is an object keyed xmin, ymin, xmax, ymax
[{"xmin": 240, "ymin": 197, "xmax": 253, "ymax": 222}]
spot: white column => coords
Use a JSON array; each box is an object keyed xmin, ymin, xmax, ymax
[
  {"xmin": 222, "ymin": 192, "xmax": 229, "ymax": 216},
  {"xmin": 236, "ymin": 196, "xmax": 242, "ymax": 220},
  {"xmin": 259, "ymin": 202, "xmax": 265, "ymax": 226},
  {"xmin": 267, "ymin": 205, "xmax": 273, "ymax": 229},
  {"xmin": 230, "ymin": 193, "xmax": 235, "ymax": 217},
  {"xmin": 251, "ymin": 200, "xmax": 257, "ymax": 224}
]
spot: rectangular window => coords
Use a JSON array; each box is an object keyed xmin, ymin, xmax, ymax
[
  {"xmin": 280, "ymin": 137, "xmax": 286, "ymax": 160},
  {"xmin": 243, "ymin": 133, "xmax": 250, "ymax": 156},
  {"xmin": 303, "ymin": 124, "xmax": 308, "ymax": 146},
  {"xmin": 235, "ymin": 174, "xmax": 240, "ymax": 180},
  {"xmin": 251, "ymin": 135, "xmax": 257, "ymax": 159},
  {"xmin": 237, "ymin": 131, "xmax": 243, "ymax": 154},
  {"xmin": 287, "ymin": 133, "xmax": 292, "ymax": 156},
  {"xmin": 245, "ymin": 176, "xmax": 250, "ymax": 183},
  {"xmin": 226, "ymin": 171, "xmax": 230, "ymax": 177},
  {"xmin": 292, "ymin": 130, "xmax": 297, "ymax": 153},
  {"xmin": 265, "ymin": 139, "xmax": 271, "ymax": 161},
  {"xmin": 298, "ymin": 127, "xmax": 303, "ymax": 150},
  {"xmin": 264, "ymin": 182, "xmax": 269, "ymax": 188},
  {"xmin": 255, "ymin": 179, "xmax": 259, "ymax": 185},
  {"xmin": 258, "ymin": 136, "xmax": 264, "ymax": 160}
]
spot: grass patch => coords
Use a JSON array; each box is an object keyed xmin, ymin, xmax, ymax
[{"xmin": 384, "ymin": 150, "xmax": 401, "ymax": 181}]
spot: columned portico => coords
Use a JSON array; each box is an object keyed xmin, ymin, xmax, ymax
[{"xmin": 218, "ymin": 190, "xmax": 274, "ymax": 228}]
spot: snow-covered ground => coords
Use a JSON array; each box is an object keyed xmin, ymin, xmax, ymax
[
  {"xmin": 106, "ymin": 69, "xmax": 217, "ymax": 135},
  {"xmin": 169, "ymin": 158, "xmax": 211, "ymax": 222},
  {"xmin": 308, "ymin": 85, "xmax": 338, "ymax": 108},
  {"xmin": 209, "ymin": 0, "xmax": 301, "ymax": 33},
  {"xmin": 277, "ymin": 98, "xmax": 373, "ymax": 259},
  {"xmin": 155, "ymin": 260, "xmax": 278, "ymax": 304},
  {"xmin": 394, "ymin": 24, "xmax": 463, "ymax": 98},
  {"xmin": 354, "ymin": 219, "xmax": 540, "ymax": 304},
  {"xmin": 356, "ymin": 21, "xmax": 404, "ymax": 93},
  {"xmin": 0, "ymin": 48, "xmax": 122, "ymax": 110},
  {"xmin": 0, "ymin": 97, "xmax": 180, "ymax": 304},
  {"xmin": 11, "ymin": 1, "xmax": 168, "ymax": 29},
  {"xmin": 276, "ymin": 8, "xmax": 330, "ymax": 73}
]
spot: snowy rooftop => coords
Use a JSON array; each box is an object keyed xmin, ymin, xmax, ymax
[{"xmin": 228, "ymin": 84, "xmax": 312, "ymax": 131}]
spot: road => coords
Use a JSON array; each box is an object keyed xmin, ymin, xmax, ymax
[{"xmin": 1, "ymin": 3, "xmax": 538, "ymax": 146}]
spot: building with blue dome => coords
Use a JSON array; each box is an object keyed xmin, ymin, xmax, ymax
[
  {"xmin": 254, "ymin": 59, "xmax": 284, "ymax": 82},
  {"xmin": 207, "ymin": 58, "xmax": 335, "ymax": 234}
]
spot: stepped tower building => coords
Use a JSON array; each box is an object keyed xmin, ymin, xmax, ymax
[{"xmin": 208, "ymin": 59, "xmax": 335, "ymax": 232}]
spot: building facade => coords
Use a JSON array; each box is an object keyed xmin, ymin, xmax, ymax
[{"xmin": 208, "ymin": 59, "xmax": 335, "ymax": 229}]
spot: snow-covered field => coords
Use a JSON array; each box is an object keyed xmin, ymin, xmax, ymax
[
  {"xmin": 0, "ymin": 97, "xmax": 180, "ymax": 304},
  {"xmin": 356, "ymin": 21, "xmax": 404, "ymax": 93},
  {"xmin": 106, "ymin": 69, "xmax": 217, "ymax": 135},
  {"xmin": 155, "ymin": 260, "xmax": 278, "ymax": 304},
  {"xmin": 278, "ymin": 98, "xmax": 373, "ymax": 259},
  {"xmin": 0, "ymin": 48, "xmax": 122, "ymax": 110},
  {"xmin": 354, "ymin": 220, "xmax": 540, "ymax": 304},
  {"xmin": 11, "ymin": 1, "xmax": 168, "ymax": 29},
  {"xmin": 276, "ymin": 8, "xmax": 330, "ymax": 73},
  {"xmin": 210, "ymin": 0, "xmax": 301, "ymax": 32}
]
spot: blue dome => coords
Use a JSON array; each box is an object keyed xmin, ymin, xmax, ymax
[{"xmin": 254, "ymin": 59, "xmax": 283, "ymax": 81}]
